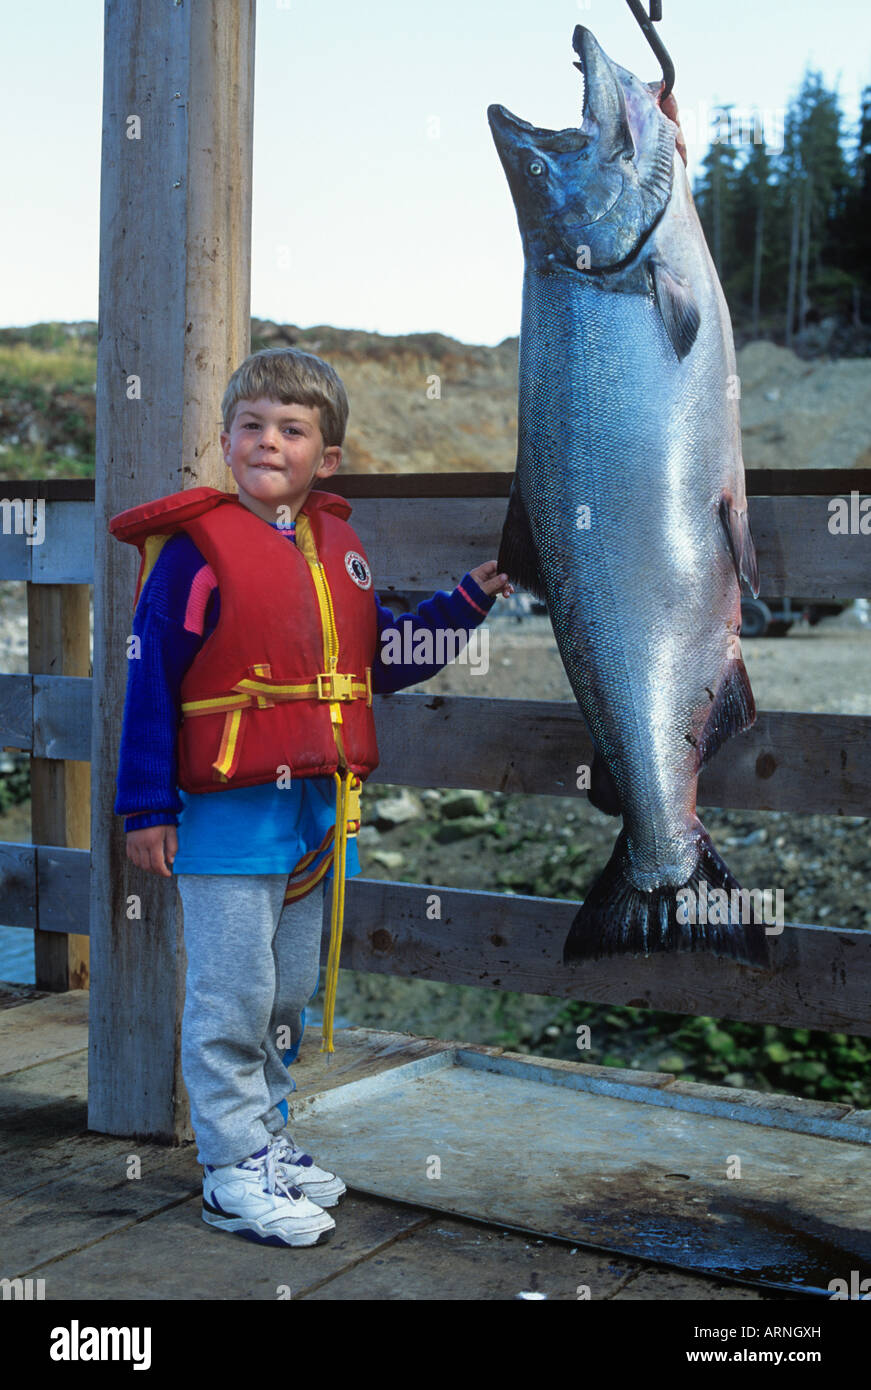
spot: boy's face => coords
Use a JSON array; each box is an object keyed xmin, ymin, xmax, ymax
[{"xmin": 220, "ymin": 397, "xmax": 341, "ymax": 523}]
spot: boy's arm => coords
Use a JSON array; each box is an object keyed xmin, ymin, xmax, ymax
[
  {"xmin": 114, "ymin": 535, "xmax": 214, "ymax": 832},
  {"xmin": 370, "ymin": 570, "xmax": 497, "ymax": 695}
]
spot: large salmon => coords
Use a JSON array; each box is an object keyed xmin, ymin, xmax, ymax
[{"xmin": 489, "ymin": 26, "xmax": 771, "ymax": 967}]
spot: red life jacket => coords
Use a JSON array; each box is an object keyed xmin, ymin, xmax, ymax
[{"xmin": 109, "ymin": 486, "xmax": 380, "ymax": 793}]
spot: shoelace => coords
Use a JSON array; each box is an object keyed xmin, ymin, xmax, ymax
[
  {"xmin": 239, "ymin": 1144, "xmax": 303, "ymax": 1200},
  {"xmin": 272, "ymin": 1134, "xmax": 313, "ymax": 1169}
]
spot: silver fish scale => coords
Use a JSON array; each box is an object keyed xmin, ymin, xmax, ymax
[{"xmin": 516, "ymin": 200, "xmax": 743, "ymax": 891}]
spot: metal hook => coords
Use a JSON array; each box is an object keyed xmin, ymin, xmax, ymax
[{"xmin": 625, "ymin": 0, "xmax": 675, "ymax": 101}]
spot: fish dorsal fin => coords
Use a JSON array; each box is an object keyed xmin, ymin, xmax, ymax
[
  {"xmin": 696, "ymin": 658, "xmax": 756, "ymax": 768},
  {"xmin": 718, "ymin": 494, "xmax": 760, "ymax": 597},
  {"xmin": 498, "ymin": 479, "xmax": 547, "ymax": 601},
  {"xmin": 650, "ymin": 258, "xmax": 700, "ymax": 361}
]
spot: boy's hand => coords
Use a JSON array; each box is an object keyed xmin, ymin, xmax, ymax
[
  {"xmin": 469, "ymin": 561, "xmax": 514, "ymax": 598},
  {"xmin": 126, "ymin": 823, "xmax": 178, "ymax": 877},
  {"xmin": 658, "ymin": 87, "xmax": 688, "ymax": 167}
]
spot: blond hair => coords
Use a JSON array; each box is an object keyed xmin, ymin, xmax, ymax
[{"xmin": 221, "ymin": 347, "xmax": 349, "ymax": 446}]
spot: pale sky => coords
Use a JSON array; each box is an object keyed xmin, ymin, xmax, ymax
[{"xmin": 1, "ymin": 0, "xmax": 867, "ymax": 345}]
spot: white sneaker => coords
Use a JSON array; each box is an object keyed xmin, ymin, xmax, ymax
[
  {"xmin": 202, "ymin": 1142, "xmax": 335, "ymax": 1247},
  {"xmin": 271, "ymin": 1133, "xmax": 347, "ymax": 1207}
]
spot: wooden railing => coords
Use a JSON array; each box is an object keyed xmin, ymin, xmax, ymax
[{"xmin": 1, "ymin": 472, "xmax": 870, "ymax": 1037}]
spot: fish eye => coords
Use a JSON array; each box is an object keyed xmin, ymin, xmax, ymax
[{"xmin": 528, "ymin": 160, "xmax": 545, "ymax": 176}]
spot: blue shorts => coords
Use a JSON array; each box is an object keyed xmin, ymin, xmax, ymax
[{"xmin": 171, "ymin": 774, "xmax": 361, "ymax": 879}]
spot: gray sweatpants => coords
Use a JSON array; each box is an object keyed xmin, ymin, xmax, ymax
[{"xmin": 176, "ymin": 873, "xmax": 325, "ymax": 1167}]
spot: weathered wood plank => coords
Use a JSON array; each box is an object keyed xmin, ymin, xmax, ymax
[
  {"xmin": 0, "ymin": 1142, "xmax": 200, "ymax": 1275},
  {"xmin": 315, "ymin": 467, "xmax": 871, "ymax": 501},
  {"xmin": 6, "ymin": 468, "xmax": 871, "ymax": 501},
  {"xmin": 299, "ymin": 1216, "xmax": 633, "ymax": 1301},
  {"xmin": 2, "ymin": 685, "xmax": 868, "ymax": 816},
  {"xmin": 0, "ymin": 498, "xmax": 92, "ymax": 583},
  {"xmin": 0, "ymin": 845, "xmax": 89, "ymax": 935},
  {"xmin": 2, "ymin": 493, "xmax": 869, "ymax": 596},
  {"xmin": 0, "ymin": 1131, "xmax": 115, "ymax": 1205},
  {"xmin": 0, "ymin": 1052, "xmax": 88, "ymax": 1171},
  {"xmin": 0, "ymin": 842, "xmax": 36, "ymax": 930},
  {"xmin": 0, "ymin": 990, "xmax": 88, "ymax": 1076},
  {"xmin": 324, "ymin": 880, "xmax": 871, "ymax": 1037},
  {"xmin": 0, "ymin": 673, "xmax": 32, "ymax": 751},
  {"xmin": 0, "ymin": 672, "xmax": 93, "ymax": 760},
  {"xmin": 370, "ymin": 696, "xmax": 871, "ymax": 817},
  {"xmin": 0, "ymin": 983, "xmax": 50, "ymax": 1013},
  {"xmin": 88, "ymin": 0, "xmax": 256, "ymax": 1141},
  {"xmin": 16, "ymin": 1191, "xmax": 433, "ymax": 1299}
]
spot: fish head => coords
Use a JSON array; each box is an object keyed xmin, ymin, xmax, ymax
[{"xmin": 488, "ymin": 25, "xmax": 676, "ymax": 274}]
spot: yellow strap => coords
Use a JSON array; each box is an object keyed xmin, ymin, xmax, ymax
[
  {"xmin": 320, "ymin": 770, "xmax": 357, "ymax": 1054},
  {"xmin": 214, "ymin": 708, "xmax": 244, "ymax": 780},
  {"xmin": 181, "ymin": 674, "xmax": 369, "ymax": 715}
]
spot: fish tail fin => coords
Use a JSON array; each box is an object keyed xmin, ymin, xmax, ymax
[{"xmin": 562, "ymin": 822, "xmax": 772, "ymax": 969}]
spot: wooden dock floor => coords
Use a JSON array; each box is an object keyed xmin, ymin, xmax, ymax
[{"xmin": 0, "ymin": 986, "xmax": 808, "ymax": 1301}]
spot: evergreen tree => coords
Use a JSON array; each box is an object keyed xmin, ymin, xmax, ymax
[
  {"xmin": 694, "ymin": 105, "xmax": 741, "ymax": 285},
  {"xmin": 829, "ymin": 83, "xmax": 871, "ymax": 322},
  {"xmin": 691, "ymin": 68, "xmax": 863, "ymax": 346}
]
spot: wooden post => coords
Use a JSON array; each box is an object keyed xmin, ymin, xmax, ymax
[{"xmin": 89, "ymin": 0, "xmax": 255, "ymax": 1139}]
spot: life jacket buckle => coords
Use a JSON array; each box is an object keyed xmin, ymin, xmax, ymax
[{"xmin": 317, "ymin": 671, "xmax": 354, "ymax": 701}]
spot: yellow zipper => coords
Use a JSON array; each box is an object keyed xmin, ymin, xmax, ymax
[{"xmin": 295, "ymin": 514, "xmax": 348, "ymax": 768}]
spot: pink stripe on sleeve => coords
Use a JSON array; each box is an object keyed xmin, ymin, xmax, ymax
[
  {"xmin": 183, "ymin": 563, "xmax": 218, "ymax": 635},
  {"xmin": 456, "ymin": 583, "xmax": 487, "ymax": 617}
]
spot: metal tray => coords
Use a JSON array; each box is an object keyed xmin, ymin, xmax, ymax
[{"xmin": 290, "ymin": 1046, "xmax": 871, "ymax": 1297}]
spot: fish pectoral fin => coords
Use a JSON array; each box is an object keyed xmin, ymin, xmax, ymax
[
  {"xmin": 497, "ymin": 479, "xmax": 547, "ymax": 601},
  {"xmin": 697, "ymin": 658, "xmax": 756, "ymax": 768},
  {"xmin": 588, "ymin": 749, "xmax": 622, "ymax": 816},
  {"xmin": 650, "ymin": 258, "xmax": 700, "ymax": 361},
  {"xmin": 719, "ymin": 493, "xmax": 760, "ymax": 597}
]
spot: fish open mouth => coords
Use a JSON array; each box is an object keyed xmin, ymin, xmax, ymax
[
  {"xmin": 486, "ymin": 30, "xmax": 589, "ymax": 146},
  {"xmin": 487, "ymin": 26, "xmax": 634, "ymax": 161}
]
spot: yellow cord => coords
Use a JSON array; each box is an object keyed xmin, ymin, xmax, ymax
[{"xmin": 320, "ymin": 770, "xmax": 352, "ymax": 1054}]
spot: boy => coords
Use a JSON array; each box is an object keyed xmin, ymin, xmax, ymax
[{"xmin": 111, "ymin": 346, "xmax": 510, "ymax": 1248}]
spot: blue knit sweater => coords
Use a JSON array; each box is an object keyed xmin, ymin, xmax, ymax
[{"xmin": 114, "ymin": 516, "xmax": 495, "ymax": 862}]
